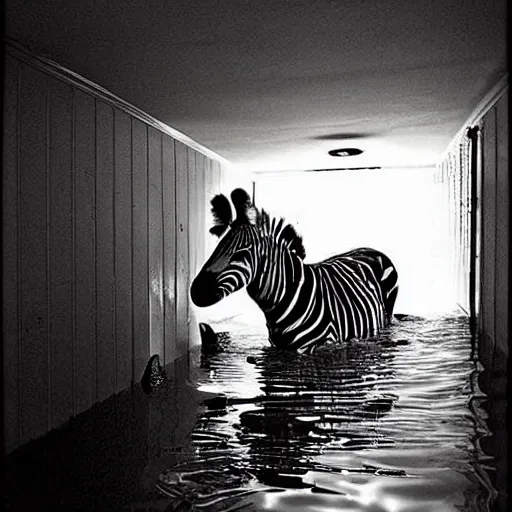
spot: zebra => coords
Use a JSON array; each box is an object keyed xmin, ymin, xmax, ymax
[{"xmin": 190, "ymin": 188, "xmax": 399, "ymax": 354}]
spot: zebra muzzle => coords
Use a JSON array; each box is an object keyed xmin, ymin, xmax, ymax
[{"xmin": 190, "ymin": 271, "xmax": 223, "ymax": 307}]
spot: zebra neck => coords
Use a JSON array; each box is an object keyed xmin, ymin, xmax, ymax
[{"xmin": 247, "ymin": 250, "xmax": 305, "ymax": 322}]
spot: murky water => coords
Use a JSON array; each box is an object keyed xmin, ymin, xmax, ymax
[{"xmin": 156, "ymin": 316, "xmax": 497, "ymax": 511}]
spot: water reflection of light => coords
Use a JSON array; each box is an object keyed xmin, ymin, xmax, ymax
[
  {"xmin": 178, "ymin": 317, "xmax": 490, "ymax": 511},
  {"xmin": 197, "ymin": 364, "xmax": 263, "ymax": 399},
  {"xmin": 262, "ymin": 489, "xmax": 284, "ymax": 510},
  {"xmin": 380, "ymin": 495, "xmax": 402, "ymax": 512}
]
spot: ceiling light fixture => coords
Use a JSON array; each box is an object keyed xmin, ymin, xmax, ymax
[{"xmin": 328, "ymin": 148, "xmax": 363, "ymax": 157}]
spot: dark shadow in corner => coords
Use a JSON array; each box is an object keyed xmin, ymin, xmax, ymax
[
  {"xmin": 4, "ymin": 384, "xmax": 151, "ymax": 511},
  {"xmin": 4, "ymin": 353, "xmax": 203, "ymax": 512}
]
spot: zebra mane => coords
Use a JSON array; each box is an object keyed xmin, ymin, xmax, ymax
[
  {"xmin": 209, "ymin": 188, "xmax": 306, "ymax": 259},
  {"xmin": 256, "ymin": 209, "xmax": 306, "ymax": 259}
]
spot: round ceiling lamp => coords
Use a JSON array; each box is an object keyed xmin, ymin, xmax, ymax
[{"xmin": 328, "ymin": 148, "xmax": 363, "ymax": 157}]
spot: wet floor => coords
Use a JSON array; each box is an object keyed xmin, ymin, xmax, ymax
[{"xmin": 4, "ymin": 315, "xmax": 505, "ymax": 511}]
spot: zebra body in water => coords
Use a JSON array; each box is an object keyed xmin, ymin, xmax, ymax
[{"xmin": 191, "ymin": 189, "xmax": 399, "ymax": 354}]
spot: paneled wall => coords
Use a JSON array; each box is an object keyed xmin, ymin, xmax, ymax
[
  {"xmin": 478, "ymin": 91, "xmax": 509, "ymax": 370},
  {"xmin": 2, "ymin": 47, "xmax": 251, "ymax": 454},
  {"xmin": 186, "ymin": 151, "xmax": 254, "ymax": 345},
  {"xmin": 435, "ymin": 136, "xmax": 472, "ymax": 313},
  {"xmin": 434, "ymin": 84, "xmax": 508, "ymax": 370}
]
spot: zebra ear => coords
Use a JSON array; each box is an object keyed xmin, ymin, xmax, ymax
[
  {"xmin": 231, "ymin": 188, "xmax": 257, "ymax": 224},
  {"xmin": 209, "ymin": 194, "xmax": 232, "ymax": 237}
]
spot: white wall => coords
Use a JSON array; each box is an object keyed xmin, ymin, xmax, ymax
[{"xmin": 255, "ymin": 168, "xmax": 455, "ymax": 316}]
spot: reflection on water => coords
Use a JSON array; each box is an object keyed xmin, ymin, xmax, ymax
[
  {"xmin": 156, "ymin": 316, "xmax": 497, "ymax": 511},
  {"xmin": 3, "ymin": 316, "xmax": 500, "ymax": 511}
]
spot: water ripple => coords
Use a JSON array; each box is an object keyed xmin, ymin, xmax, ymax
[{"xmin": 157, "ymin": 316, "xmax": 497, "ymax": 511}]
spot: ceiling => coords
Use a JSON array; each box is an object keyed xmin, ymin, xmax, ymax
[{"xmin": 6, "ymin": 0, "xmax": 507, "ymax": 173}]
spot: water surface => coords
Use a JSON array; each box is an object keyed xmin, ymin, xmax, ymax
[{"xmin": 156, "ymin": 316, "xmax": 497, "ymax": 511}]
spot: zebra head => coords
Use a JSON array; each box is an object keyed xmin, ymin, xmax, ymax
[
  {"xmin": 190, "ymin": 188, "xmax": 306, "ymax": 308},
  {"xmin": 190, "ymin": 188, "xmax": 260, "ymax": 307}
]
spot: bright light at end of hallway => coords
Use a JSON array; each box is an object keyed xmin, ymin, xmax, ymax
[{"xmin": 255, "ymin": 167, "xmax": 456, "ymax": 316}]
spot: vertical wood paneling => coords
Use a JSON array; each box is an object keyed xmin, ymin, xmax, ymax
[
  {"xmin": 4, "ymin": 51, "xmax": 239, "ymax": 452},
  {"xmin": 187, "ymin": 148, "xmax": 199, "ymax": 348},
  {"xmin": 481, "ymin": 107, "xmax": 497, "ymax": 347},
  {"xmin": 474, "ymin": 130, "xmax": 483, "ymax": 324},
  {"xmin": 220, "ymin": 166, "xmax": 228, "ymax": 195},
  {"xmin": 18, "ymin": 65, "xmax": 49, "ymax": 443},
  {"xmin": 204, "ymin": 156, "xmax": 213, "ymax": 203},
  {"xmin": 459, "ymin": 151, "xmax": 465, "ymax": 306},
  {"xmin": 132, "ymin": 120, "xmax": 150, "ymax": 380},
  {"xmin": 212, "ymin": 160, "xmax": 221, "ymax": 197},
  {"xmin": 96, "ymin": 101, "xmax": 116, "ymax": 402},
  {"xmin": 148, "ymin": 127, "xmax": 164, "ymax": 358},
  {"xmin": 175, "ymin": 141, "xmax": 189, "ymax": 357},
  {"xmin": 3, "ymin": 56, "xmax": 20, "ymax": 452},
  {"xmin": 445, "ymin": 161, "xmax": 453, "ymax": 300},
  {"xmin": 494, "ymin": 93, "xmax": 508, "ymax": 357},
  {"xmin": 187, "ymin": 148, "xmax": 198, "ymax": 279},
  {"xmin": 205, "ymin": 159, "xmax": 216, "ymax": 257},
  {"xmin": 464, "ymin": 158, "xmax": 469, "ymax": 294},
  {"xmin": 468, "ymin": 126, "xmax": 482, "ymax": 332},
  {"xmin": 74, "ymin": 90, "xmax": 96, "ymax": 415},
  {"xmin": 455, "ymin": 140, "xmax": 471, "ymax": 313},
  {"xmin": 48, "ymin": 77, "xmax": 74, "ymax": 428},
  {"xmin": 196, "ymin": 154, "xmax": 206, "ymax": 270},
  {"xmin": 162, "ymin": 136, "xmax": 177, "ymax": 365},
  {"xmin": 114, "ymin": 111, "xmax": 133, "ymax": 391},
  {"xmin": 189, "ymin": 151, "xmax": 205, "ymax": 349}
]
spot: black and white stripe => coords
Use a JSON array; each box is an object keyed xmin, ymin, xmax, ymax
[{"xmin": 190, "ymin": 189, "xmax": 399, "ymax": 354}]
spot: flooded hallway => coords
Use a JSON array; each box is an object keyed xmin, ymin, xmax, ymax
[{"xmin": 3, "ymin": 2, "xmax": 508, "ymax": 511}]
